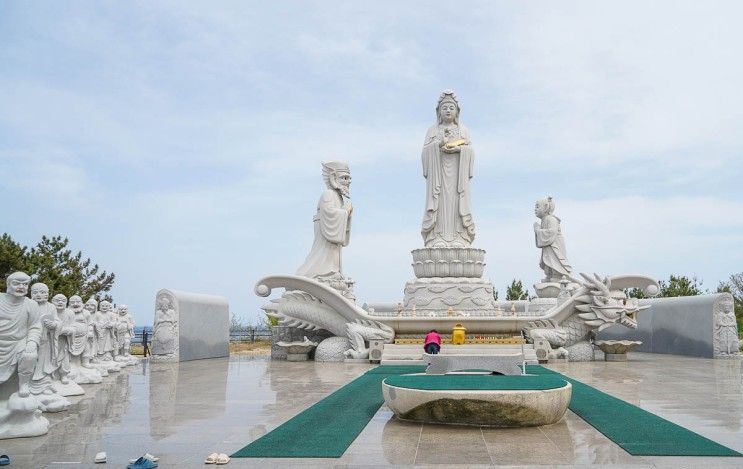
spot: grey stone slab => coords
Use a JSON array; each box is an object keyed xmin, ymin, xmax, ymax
[{"xmin": 600, "ymin": 293, "xmax": 739, "ymax": 359}]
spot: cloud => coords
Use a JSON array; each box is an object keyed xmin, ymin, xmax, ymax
[{"xmin": 2, "ymin": 1, "xmax": 742, "ymax": 327}]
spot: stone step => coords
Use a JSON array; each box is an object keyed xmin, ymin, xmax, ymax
[
  {"xmin": 385, "ymin": 344, "xmax": 535, "ymax": 350},
  {"xmin": 381, "ymin": 343, "xmax": 538, "ymax": 362},
  {"xmin": 379, "ymin": 358, "xmax": 539, "ymax": 366}
]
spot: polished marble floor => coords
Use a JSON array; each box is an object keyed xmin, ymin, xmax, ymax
[{"xmin": 1, "ymin": 353, "xmax": 741, "ymax": 468}]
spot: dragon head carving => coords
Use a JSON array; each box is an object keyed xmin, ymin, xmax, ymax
[{"xmin": 573, "ymin": 273, "xmax": 649, "ymax": 331}]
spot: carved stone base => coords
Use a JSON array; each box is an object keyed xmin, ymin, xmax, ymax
[
  {"xmin": 286, "ymin": 353, "xmax": 309, "ymax": 361},
  {"xmin": 30, "ymin": 383, "xmax": 70, "ymax": 413},
  {"xmin": 604, "ymin": 353, "xmax": 628, "ymax": 362},
  {"xmin": 53, "ymin": 379, "xmax": 85, "ymax": 397},
  {"xmin": 0, "ymin": 393, "xmax": 49, "ymax": 439},
  {"xmin": 528, "ymin": 298, "xmax": 558, "ymax": 315},
  {"xmin": 403, "ymin": 277, "xmax": 496, "ymax": 313},
  {"xmin": 98, "ymin": 357, "xmax": 122, "ymax": 372},
  {"xmin": 70, "ymin": 361, "xmax": 103, "ymax": 384},
  {"xmin": 411, "ymin": 247, "xmax": 486, "ymax": 278},
  {"xmin": 89, "ymin": 362, "xmax": 110, "ymax": 377}
]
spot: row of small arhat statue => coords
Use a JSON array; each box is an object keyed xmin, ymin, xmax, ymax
[{"xmin": 0, "ymin": 271, "xmax": 139, "ymax": 440}]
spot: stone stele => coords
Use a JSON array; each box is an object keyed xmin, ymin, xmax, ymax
[{"xmin": 151, "ymin": 289, "xmax": 229, "ymax": 362}]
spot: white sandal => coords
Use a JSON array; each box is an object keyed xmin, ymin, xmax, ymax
[
  {"xmin": 204, "ymin": 453, "xmax": 219, "ymax": 464},
  {"xmin": 216, "ymin": 453, "xmax": 230, "ymax": 465}
]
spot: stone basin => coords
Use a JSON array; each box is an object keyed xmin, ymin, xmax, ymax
[
  {"xmin": 276, "ymin": 336, "xmax": 318, "ymax": 361},
  {"xmin": 382, "ymin": 373, "xmax": 571, "ymax": 427},
  {"xmin": 594, "ymin": 340, "xmax": 642, "ymax": 361}
]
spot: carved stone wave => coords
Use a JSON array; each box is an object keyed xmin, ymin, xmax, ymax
[
  {"xmin": 411, "ymin": 247, "xmax": 486, "ymax": 278},
  {"xmin": 403, "ymin": 278, "xmax": 496, "ymax": 311}
]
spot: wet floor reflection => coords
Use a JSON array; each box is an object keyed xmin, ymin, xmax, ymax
[{"xmin": 148, "ymin": 357, "xmax": 229, "ymax": 439}]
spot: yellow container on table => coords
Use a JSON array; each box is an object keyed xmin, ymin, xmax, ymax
[{"xmin": 451, "ymin": 323, "xmax": 466, "ymax": 345}]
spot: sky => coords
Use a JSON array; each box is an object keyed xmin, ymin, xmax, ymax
[{"xmin": 1, "ymin": 1, "xmax": 742, "ymax": 327}]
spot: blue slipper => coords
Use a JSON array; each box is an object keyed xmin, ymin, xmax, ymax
[
  {"xmin": 0, "ymin": 454, "xmax": 9, "ymax": 466},
  {"xmin": 126, "ymin": 456, "xmax": 157, "ymax": 469}
]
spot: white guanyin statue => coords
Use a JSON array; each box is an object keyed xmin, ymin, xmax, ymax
[
  {"xmin": 114, "ymin": 304, "xmax": 136, "ymax": 364},
  {"xmin": 64, "ymin": 295, "xmax": 103, "ymax": 384},
  {"xmin": 421, "ymin": 90, "xmax": 475, "ymax": 248},
  {"xmin": 28, "ymin": 283, "xmax": 70, "ymax": 412},
  {"xmin": 0, "ymin": 272, "xmax": 49, "ymax": 439},
  {"xmin": 296, "ymin": 161, "xmax": 354, "ymax": 297}
]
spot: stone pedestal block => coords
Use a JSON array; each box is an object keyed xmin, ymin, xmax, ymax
[
  {"xmin": 604, "ymin": 353, "xmax": 627, "ymax": 362},
  {"xmin": 151, "ymin": 289, "xmax": 229, "ymax": 362},
  {"xmin": 403, "ymin": 277, "xmax": 496, "ymax": 312}
]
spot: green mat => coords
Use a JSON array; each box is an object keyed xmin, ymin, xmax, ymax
[
  {"xmin": 231, "ymin": 365, "xmax": 425, "ymax": 458},
  {"xmin": 528, "ymin": 365, "xmax": 741, "ymax": 457},
  {"xmin": 233, "ymin": 364, "xmax": 740, "ymax": 458},
  {"xmin": 384, "ymin": 373, "xmax": 568, "ymax": 391}
]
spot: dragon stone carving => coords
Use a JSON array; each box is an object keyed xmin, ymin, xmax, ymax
[
  {"xmin": 256, "ymin": 275, "xmax": 394, "ymax": 359},
  {"xmin": 523, "ymin": 273, "xmax": 658, "ymax": 361}
]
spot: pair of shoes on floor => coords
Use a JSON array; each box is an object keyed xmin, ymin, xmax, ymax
[
  {"xmin": 129, "ymin": 453, "xmax": 159, "ymax": 464},
  {"xmin": 127, "ymin": 453, "xmax": 159, "ymax": 469},
  {"xmin": 0, "ymin": 454, "xmax": 9, "ymax": 466},
  {"xmin": 204, "ymin": 453, "xmax": 230, "ymax": 465}
]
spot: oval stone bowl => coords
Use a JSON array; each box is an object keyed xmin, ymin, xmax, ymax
[{"xmin": 382, "ymin": 374, "xmax": 571, "ymax": 427}]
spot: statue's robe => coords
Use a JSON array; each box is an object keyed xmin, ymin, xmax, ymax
[
  {"xmin": 84, "ymin": 310, "xmax": 97, "ymax": 358},
  {"xmin": 55, "ymin": 308, "xmax": 74, "ymax": 375},
  {"xmin": 535, "ymin": 214, "xmax": 572, "ymax": 279},
  {"xmin": 100, "ymin": 312, "xmax": 116, "ymax": 353},
  {"xmin": 296, "ymin": 189, "xmax": 351, "ymax": 279},
  {"xmin": 67, "ymin": 312, "xmax": 92, "ymax": 358},
  {"xmin": 93, "ymin": 312, "xmax": 107, "ymax": 356},
  {"xmin": 421, "ymin": 124, "xmax": 475, "ymax": 247},
  {"xmin": 0, "ymin": 294, "xmax": 41, "ymax": 384},
  {"xmin": 32, "ymin": 302, "xmax": 60, "ymax": 382}
]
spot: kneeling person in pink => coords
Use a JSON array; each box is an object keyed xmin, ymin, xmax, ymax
[{"xmin": 424, "ymin": 330, "xmax": 441, "ymax": 354}]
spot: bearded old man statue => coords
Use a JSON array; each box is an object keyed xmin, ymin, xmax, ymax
[
  {"xmin": 0, "ymin": 272, "xmax": 49, "ymax": 439},
  {"xmin": 295, "ymin": 161, "xmax": 354, "ymax": 297}
]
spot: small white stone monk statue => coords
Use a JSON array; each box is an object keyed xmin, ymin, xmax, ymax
[
  {"xmin": 83, "ymin": 298, "xmax": 108, "ymax": 376},
  {"xmin": 29, "ymin": 283, "xmax": 70, "ymax": 412},
  {"xmin": 64, "ymin": 295, "xmax": 102, "ymax": 384},
  {"xmin": 421, "ymin": 90, "xmax": 476, "ymax": 248},
  {"xmin": 50, "ymin": 294, "xmax": 73, "ymax": 383},
  {"xmin": 94, "ymin": 300, "xmax": 120, "ymax": 372},
  {"xmin": 0, "ymin": 272, "xmax": 49, "ymax": 439},
  {"xmin": 296, "ymin": 161, "xmax": 353, "ymax": 294},
  {"xmin": 534, "ymin": 196, "xmax": 573, "ymax": 282},
  {"xmin": 97, "ymin": 301, "xmax": 116, "ymax": 361},
  {"xmin": 114, "ymin": 304, "xmax": 135, "ymax": 364}
]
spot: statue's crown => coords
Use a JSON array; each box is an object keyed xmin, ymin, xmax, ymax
[
  {"xmin": 437, "ymin": 89, "xmax": 459, "ymax": 109},
  {"xmin": 321, "ymin": 161, "xmax": 350, "ymax": 174}
]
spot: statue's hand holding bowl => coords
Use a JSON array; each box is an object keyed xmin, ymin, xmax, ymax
[{"xmin": 23, "ymin": 340, "xmax": 38, "ymax": 358}]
